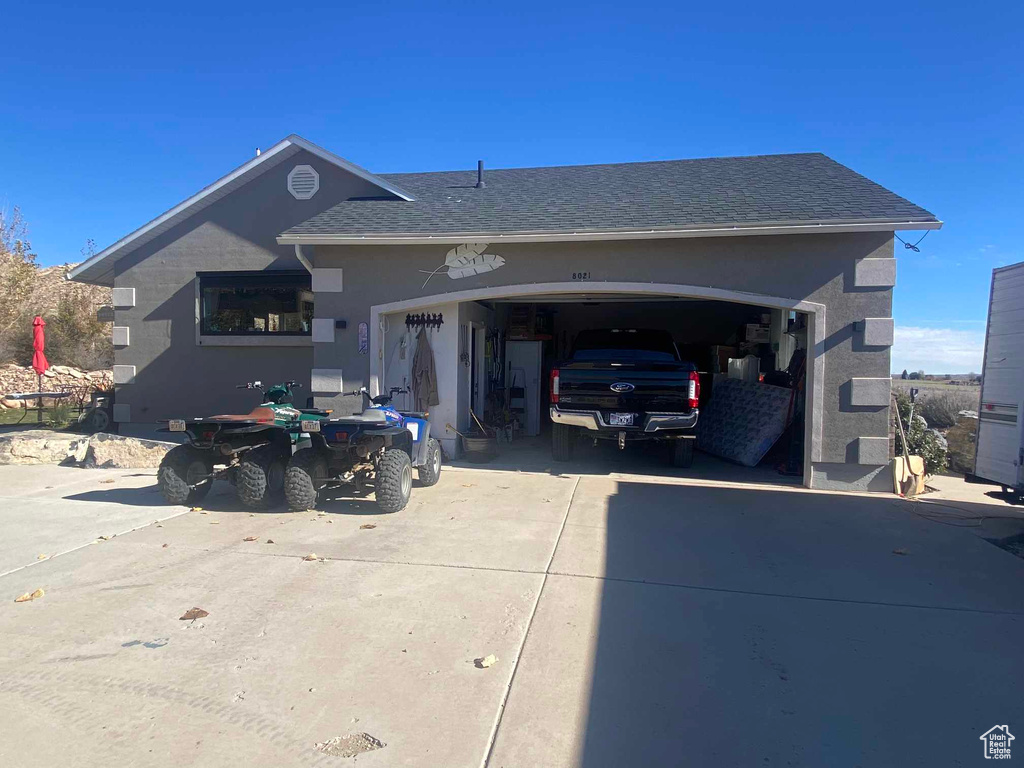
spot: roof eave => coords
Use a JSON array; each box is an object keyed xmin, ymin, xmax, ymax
[{"xmin": 276, "ymin": 218, "xmax": 942, "ymax": 247}]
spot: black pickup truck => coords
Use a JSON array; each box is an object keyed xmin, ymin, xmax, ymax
[{"xmin": 549, "ymin": 329, "xmax": 700, "ymax": 467}]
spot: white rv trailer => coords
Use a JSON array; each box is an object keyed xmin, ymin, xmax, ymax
[{"xmin": 974, "ymin": 260, "xmax": 1024, "ymax": 500}]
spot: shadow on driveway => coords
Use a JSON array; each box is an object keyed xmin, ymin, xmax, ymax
[{"xmin": 573, "ymin": 482, "xmax": 1024, "ymax": 767}]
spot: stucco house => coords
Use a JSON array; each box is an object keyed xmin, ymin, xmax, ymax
[{"xmin": 70, "ymin": 135, "xmax": 940, "ymax": 492}]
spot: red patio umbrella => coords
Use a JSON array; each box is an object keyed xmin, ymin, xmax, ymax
[
  {"xmin": 32, "ymin": 316, "xmax": 49, "ymax": 376},
  {"xmin": 32, "ymin": 316, "xmax": 49, "ymax": 423}
]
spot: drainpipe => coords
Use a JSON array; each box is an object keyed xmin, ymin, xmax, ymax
[{"xmin": 293, "ymin": 244, "xmax": 313, "ymax": 273}]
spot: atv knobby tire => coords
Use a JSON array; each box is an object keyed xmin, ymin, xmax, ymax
[
  {"xmin": 237, "ymin": 444, "xmax": 289, "ymax": 509},
  {"xmin": 376, "ymin": 449, "xmax": 412, "ymax": 513},
  {"xmin": 158, "ymin": 445, "xmax": 213, "ymax": 505},
  {"xmin": 284, "ymin": 448, "xmax": 329, "ymax": 511},
  {"xmin": 551, "ymin": 423, "xmax": 575, "ymax": 462},
  {"xmin": 417, "ymin": 438, "xmax": 442, "ymax": 487}
]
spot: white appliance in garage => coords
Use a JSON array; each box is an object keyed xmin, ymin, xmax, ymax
[
  {"xmin": 507, "ymin": 340, "xmax": 543, "ymax": 436},
  {"xmin": 975, "ymin": 260, "xmax": 1024, "ymax": 497}
]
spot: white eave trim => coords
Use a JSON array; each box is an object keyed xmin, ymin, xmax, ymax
[
  {"xmin": 276, "ymin": 218, "xmax": 943, "ymax": 246},
  {"xmin": 68, "ymin": 134, "xmax": 414, "ymax": 284}
]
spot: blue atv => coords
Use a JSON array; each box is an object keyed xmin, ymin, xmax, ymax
[{"xmin": 283, "ymin": 387, "xmax": 442, "ymax": 513}]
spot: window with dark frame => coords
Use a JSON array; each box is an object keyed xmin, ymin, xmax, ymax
[{"xmin": 198, "ymin": 271, "xmax": 313, "ymax": 336}]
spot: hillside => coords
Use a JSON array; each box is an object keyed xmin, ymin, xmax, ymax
[{"xmin": 1, "ymin": 209, "xmax": 113, "ymax": 370}]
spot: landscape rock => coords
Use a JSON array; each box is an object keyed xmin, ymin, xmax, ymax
[
  {"xmin": 0, "ymin": 432, "xmax": 85, "ymax": 465},
  {"xmin": 84, "ymin": 432, "xmax": 174, "ymax": 469},
  {"xmin": 0, "ymin": 430, "xmax": 172, "ymax": 467}
]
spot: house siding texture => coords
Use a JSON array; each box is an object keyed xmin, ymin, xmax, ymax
[{"xmin": 110, "ymin": 149, "xmax": 389, "ymax": 428}]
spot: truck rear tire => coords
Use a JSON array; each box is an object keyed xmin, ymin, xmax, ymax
[
  {"xmin": 237, "ymin": 444, "xmax": 289, "ymax": 509},
  {"xmin": 158, "ymin": 445, "xmax": 213, "ymax": 505},
  {"xmin": 417, "ymin": 438, "xmax": 442, "ymax": 487},
  {"xmin": 552, "ymin": 423, "xmax": 575, "ymax": 462},
  {"xmin": 284, "ymin": 448, "xmax": 328, "ymax": 511},
  {"xmin": 377, "ymin": 449, "xmax": 413, "ymax": 513},
  {"xmin": 671, "ymin": 439, "xmax": 694, "ymax": 469}
]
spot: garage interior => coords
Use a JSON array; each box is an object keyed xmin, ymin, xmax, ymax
[{"xmin": 381, "ymin": 293, "xmax": 809, "ymax": 485}]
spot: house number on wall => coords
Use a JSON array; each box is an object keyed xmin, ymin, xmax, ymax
[{"xmin": 572, "ymin": 271, "xmax": 592, "ymax": 280}]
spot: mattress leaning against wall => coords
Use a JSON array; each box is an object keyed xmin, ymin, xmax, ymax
[{"xmin": 697, "ymin": 376, "xmax": 794, "ymax": 467}]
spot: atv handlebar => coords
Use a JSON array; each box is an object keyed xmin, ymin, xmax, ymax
[
  {"xmin": 345, "ymin": 386, "xmax": 409, "ymax": 405},
  {"xmin": 236, "ymin": 380, "xmax": 302, "ymax": 391}
]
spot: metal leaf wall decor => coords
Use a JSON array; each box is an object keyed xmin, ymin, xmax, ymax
[{"xmin": 420, "ymin": 242, "xmax": 506, "ymax": 287}]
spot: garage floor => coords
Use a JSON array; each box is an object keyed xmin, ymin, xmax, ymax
[
  {"xmin": 1, "ymin": 465, "xmax": 1022, "ymax": 767},
  {"xmin": 451, "ymin": 433, "xmax": 801, "ymax": 488}
]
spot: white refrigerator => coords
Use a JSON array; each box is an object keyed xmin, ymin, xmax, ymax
[{"xmin": 506, "ymin": 340, "xmax": 543, "ymax": 437}]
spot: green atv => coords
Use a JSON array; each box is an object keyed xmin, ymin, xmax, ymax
[{"xmin": 157, "ymin": 381, "xmax": 327, "ymax": 508}]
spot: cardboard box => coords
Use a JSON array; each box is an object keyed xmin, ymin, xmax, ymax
[{"xmin": 746, "ymin": 324, "xmax": 770, "ymax": 343}]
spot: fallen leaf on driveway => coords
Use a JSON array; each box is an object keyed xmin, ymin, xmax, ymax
[
  {"xmin": 266, "ymin": 539, "xmax": 275, "ymax": 544},
  {"xmin": 97, "ymin": 535, "xmax": 112, "ymax": 541},
  {"xmin": 191, "ymin": 507, "xmax": 204, "ymax": 512},
  {"xmin": 892, "ymin": 548, "xmax": 909, "ymax": 555},
  {"xmin": 37, "ymin": 554, "xmax": 47, "ymax": 560},
  {"xmin": 462, "ymin": 483, "xmax": 475, "ymax": 488},
  {"xmin": 14, "ymin": 589, "xmax": 45, "ymax": 603},
  {"xmin": 162, "ymin": 544, "xmax": 168, "ymax": 548},
  {"xmin": 315, "ymin": 733, "xmax": 386, "ymax": 758},
  {"xmin": 179, "ymin": 607, "xmax": 209, "ymax": 621},
  {"xmin": 209, "ymin": 521, "xmax": 219, "ymax": 525},
  {"xmin": 360, "ymin": 524, "xmax": 376, "ymax": 530},
  {"xmin": 474, "ymin": 654, "xmax": 498, "ymax": 669},
  {"xmin": 303, "ymin": 554, "xmax": 319, "ymax": 561},
  {"xmin": 243, "ymin": 536, "xmax": 258, "ymax": 542},
  {"xmin": 99, "ymin": 479, "xmax": 115, "ymax": 484}
]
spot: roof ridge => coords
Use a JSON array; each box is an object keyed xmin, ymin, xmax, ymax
[{"xmin": 379, "ymin": 152, "xmax": 830, "ymax": 178}]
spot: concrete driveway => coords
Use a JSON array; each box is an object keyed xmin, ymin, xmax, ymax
[{"xmin": 1, "ymin": 464, "xmax": 1022, "ymax": 767}]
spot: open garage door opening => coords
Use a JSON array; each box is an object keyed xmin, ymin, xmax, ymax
[{"xmin": 378, "ymin": 291, "xmax": 811, "ymax": 487}]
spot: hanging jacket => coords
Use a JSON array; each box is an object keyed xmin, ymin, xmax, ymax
[{"xmin": 412, "ymin": 327, "xmax": 440, "ymax": 411}]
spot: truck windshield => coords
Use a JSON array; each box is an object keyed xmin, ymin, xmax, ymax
[{"xmin": 571, "ymin": 330, "xmax": 679, "ymax": 361}]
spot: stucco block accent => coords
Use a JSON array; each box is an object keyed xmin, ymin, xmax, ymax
[
  {"xmin": 111, "ymin": 287, "xmax": 136, "ymax": 308},
  {"xmin": 312, "ymin": 318, "xmax": 335, "ymax": 343},
  {"xmin": 850, "ymin": 377, "xmax": 890, "ymax": 407},
  {"xmin": 112, "ymin": 326, "xmax": 130, "ymax": 346},
  {"xmin": 112, "ymin": 365, "xmax": 137, "ymax": 385},
  {"xmin": 311, "ymin": 368, "xmax": 344, "ymax": 393},
  {"xmin": 312, "ymin": 268, "xmax": 344, "ymax": 293},
  {"xmin": 854, "ymin": 436, "xmax": 890, "ymax": 465},
  {"xmin": 112, "ymin": 404, "xmax": 131, "ymax": 423},
  {"xmin": 861, "ymin": 317, "xmax": 894, "ymax": 347},
  {"xmin": 853, "ymin": 258, "xmax": 896, "ymax": 288}
]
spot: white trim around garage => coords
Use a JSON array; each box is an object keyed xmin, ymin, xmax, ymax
[{"xmin": 367, "ymin": 280, "xmax": 826, "ymax": 488}]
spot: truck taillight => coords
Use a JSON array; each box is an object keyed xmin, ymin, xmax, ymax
[
  {"xmin": 550, "ymin": 368, "xmax": 560, "ymax": 404},
  {"xmin": 688, "ymin": 371, "xmax": 700, "ymax": 410}
]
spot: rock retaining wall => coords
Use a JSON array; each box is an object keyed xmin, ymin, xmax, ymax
[{"xmin": 0, "ymin": 364, "xmax": 114, "ymax": 409}]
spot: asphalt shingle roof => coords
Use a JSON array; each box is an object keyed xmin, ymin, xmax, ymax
[{"xmin": 281, "ymin": 152, "xmax": 937, "ymax": 238}]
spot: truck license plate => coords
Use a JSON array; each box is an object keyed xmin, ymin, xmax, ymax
[
  {"xmin": 168, "ymin": 419, "xmax": 186, "ymax": 432},
  {"xmin": 609, "ymin": 412, "xmax": 633, "ymax": 426}
]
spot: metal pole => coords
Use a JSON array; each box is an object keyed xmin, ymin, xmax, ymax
[{"xmin": 37, "ymin": 373, "xmax": 43, "ymax": 424}]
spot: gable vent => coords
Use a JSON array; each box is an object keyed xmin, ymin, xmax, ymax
[{"xmin": 287, "ymin": 164, "xmax": 320, "ymax": 200}]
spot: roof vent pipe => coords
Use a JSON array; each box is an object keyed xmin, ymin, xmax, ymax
[{"xmin": 475, "ymin": 160, "xmax": 485, "ymax": 189}]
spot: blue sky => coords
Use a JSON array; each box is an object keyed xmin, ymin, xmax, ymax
[{"xmin": 2, "ymin": 1, "xmax": 1020, "ymax": 373}]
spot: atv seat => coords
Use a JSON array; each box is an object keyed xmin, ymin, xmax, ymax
[
  {"xmin": 207, "ymin": 406, "xmax": 275, "ymax": 423},
  {"xmin": 338, "ymin": 409, "xmax": 389, "ymax": 424}
]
